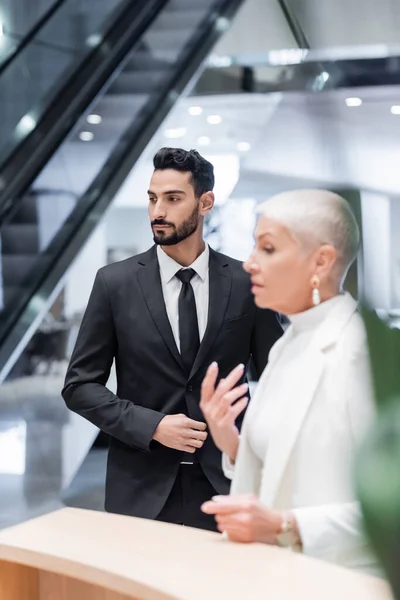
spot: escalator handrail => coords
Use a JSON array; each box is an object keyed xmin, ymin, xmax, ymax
[
  {"xmin": 0, "ymin": 0, "xmax": 68, "ymax": 76},
  {"xmin": 0, "ymin": 0, "xmax": 245, "ymax": 380},
  {"xmin": 276, "ymin": 0, "xmax": 310, "ymax": 50},
  {"xmin": 0, "ymin": 0, "xmax": 169, "ymax": 226}
]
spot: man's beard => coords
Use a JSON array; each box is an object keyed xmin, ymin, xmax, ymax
[{"xmin": 151, "ymin": 206, "xmax": 199, "ymax": 246}]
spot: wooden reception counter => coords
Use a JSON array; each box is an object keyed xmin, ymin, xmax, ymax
[{"xmin": 0, "ymin": 508, "xmax": 393, "ymax": 600}]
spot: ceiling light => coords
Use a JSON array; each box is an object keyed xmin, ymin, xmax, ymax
[
  {"xmin": 188, "ymin": 106, "xmax": 203, "ymax": 116},
  {"xmin": 198, "ymin": 136, "xmax": 210, "ymax": 146},
  {"xmin": 164, "ymin": 127, "xmax": 187, "ymax": 139},
  {"xmin": 16, "ymin": 114, "xmax": 37, "ymax": 135},
  {"xmin": 79, "ymin": 131, "xmax": 94, "ymax": 142},
  {"xmin": 215, "ymin": 16, "xmax": 230, "ymax": 32},
  {"xmin": 207, "ymin": 115, "xmax": 222, "ymax": 125},
  {"xmin": 0, "ymin": 22, "xmax": 4, "ymax": 38},
  {"xmin": 86, "ymin": 33, "xmax": 102, "ymax": 47},
  {"xmin": 87, "ymin": 114, "xmax": 102, "ymax": 125},
  {"xmin": 390, "ymin": 105, "xmax": 400, "ymax": 115},
  {"xmin": 345, "ymin": 97, "xmax": 362, "ymax": 107},
  {"xmin": 207, "ymin": 54, "xmax": 232, "ymax": 68},
  {"xmin": 268, "ymin": 48, "xmax": 308, "ymax": 66},
  {"xmin": 236, "ymin": 141, "xmax": 251, "ymax": 152}
]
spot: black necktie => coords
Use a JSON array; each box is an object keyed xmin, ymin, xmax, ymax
[{"xmin": 176, "ymin": 268, "xmax": 200, "ymax": 373}]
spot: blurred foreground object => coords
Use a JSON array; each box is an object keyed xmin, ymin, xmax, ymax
[{"xmin": 357, "ymin": 306, "xmax": 400, "ymax": 598}]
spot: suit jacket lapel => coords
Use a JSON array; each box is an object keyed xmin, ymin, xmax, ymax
[
  {"xmin": 189, "ymin": 249, "xmax": 231, "ymax": 379},
  {"xmin": 136, "ymin": 247, "xmax": 184, "ymax": 371}
]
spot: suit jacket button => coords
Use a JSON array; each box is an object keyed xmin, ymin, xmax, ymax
[{"xmin": 187, "ymin": 384, "xmax": 193, "ymax": 392}]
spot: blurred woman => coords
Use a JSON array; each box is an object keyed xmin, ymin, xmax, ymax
[{"xmin": 200, "ymin": 189, "xmax": 380, "ymax": 576}]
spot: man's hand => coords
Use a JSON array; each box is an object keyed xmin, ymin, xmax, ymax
[
  {"xmin": 153, "ymin": 414, "xmax": 207, "ymax": 452},
  {"xmin": 201, "ymin": 494, "xmax": 283, "ymax": 544},
  {"xmin": 200, "ymin": 362, "xmax": 248, "ymax": 463}
]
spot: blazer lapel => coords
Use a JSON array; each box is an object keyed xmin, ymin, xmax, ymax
[
  {"xmin": 260, "ymin": 347, "xmax": 325, "ymax": 507},
  {"xmin": 189, "ymin": 250, "xmax": 231, "ymax": 379},
  {"xmin": 136, "ymin": 247, "xmax": 184, "ymax": 371},
  {"xmin": 260, "ymin": 293, "xmax": 359, "ymax": 507}
]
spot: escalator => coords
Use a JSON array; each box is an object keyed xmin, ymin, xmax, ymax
[
  {"xmin": 0, "ymin": 0, "xmax": 65, "ymax": 69},
  {"xmin": 0, "ymin": 0, "xmax": 245, "ymax": 383}
]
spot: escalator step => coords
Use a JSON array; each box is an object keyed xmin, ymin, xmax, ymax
[
  {"xmin": 1, "ymin": 255, "xmax": 40, "ymax": 287},
  {"xmin": 12, "ymin": 195, "xmax": 38, "ymax": 225},
  {"xmin": 2, "ymin": 286, "xmax": 23, "ymax": 307},
  {"xmin": 91, "ymin": 94, "xmax": 149, "ymax": 120},
  {"xmin": 126, "ymin": 51, "xmax": 174, "ymax": 72},
  {"xmin": 143, "ymin": 28, "xmax": 193, "ymax": 52},
  {"xmin": 152, "ymin": 10, "xmax": 213, "ymax": 31},
  {"xmin": 1, "ymin": 224, "xmax": 39, "ymax": 254},
  {"xmin": 167, "ymin": 0, "xmax": 217, "ymax": 9},
  {"xmin": 107, "ymin": 70, "xmax": 169, "ymax": 95}
]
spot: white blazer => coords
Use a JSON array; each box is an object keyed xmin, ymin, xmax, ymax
[{"xmin": 223, "ymin": 293, "xmax": 381, "ymax": 576}]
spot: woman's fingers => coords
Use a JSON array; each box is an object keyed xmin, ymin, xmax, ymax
[
  {"xmin": 201, "ymin": 363, "xmax": 247, "ymax": 425},
  {"xmin": 202, "ymin": 494, "xmax": 256, "ymax": 515},
  {"xmin": 215, "ymin": 364, "xmax": 245, "ymax": 396},
  {"xmin": 212, "ymin": 384, "xmax": 248, "ymax": 421},
  {"xmin": 201, "ymin": 499, "xmax": 240, "ymax": 515},
  {"xmin": 200, "ymin": 362, "xmax": 219, "ymax": 408},
  {"xmin": 223, "ymin": 396, "xmax": 249, "ymax": 423}
]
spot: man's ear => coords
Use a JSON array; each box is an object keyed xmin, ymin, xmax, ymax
[{"xmin": 200, "ymin": 191, "xmax": 215, "ymax": 216}]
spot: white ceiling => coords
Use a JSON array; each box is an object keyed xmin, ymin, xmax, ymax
[
  {"xmin": 286, "ymin": 0, "xmax": 400, "ymax": 48},
  {"xmin": 111, "ymin": 85, "xmax": 400, "ymax": 209},
  {"xmin": 214, "ymin": 0, "xmax": 400, "ymax": 59},
  {"xmin": 34, "ymin": 85, "xmax": 400, "ymax": 211}
]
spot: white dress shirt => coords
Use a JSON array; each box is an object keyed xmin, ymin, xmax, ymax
[{"xmin": 157, "ymin": 244, "xmax": 209, "ymax": 352}]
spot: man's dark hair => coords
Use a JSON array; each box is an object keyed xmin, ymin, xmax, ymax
[{"xmin": 153, "ymin": 147, "xmax": 214, "ymax": 197}]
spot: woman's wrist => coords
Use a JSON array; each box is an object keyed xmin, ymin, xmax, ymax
[
  {"xmin": 276, "ymin": 511, "xmax": 303, "ymax": 550},
  {"xmin": 227, "ymin": 435, "xmax": 239, "ymax": 464}
]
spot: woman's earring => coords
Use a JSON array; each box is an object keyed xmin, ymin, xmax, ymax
[{"xmin": 311, "ymin": 275, "xmax": 321, "ymax": 306}]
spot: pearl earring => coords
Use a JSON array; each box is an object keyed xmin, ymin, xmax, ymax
[{"xmin": 311, "ymin": 275, "xmax": 321, "ymax": 306}]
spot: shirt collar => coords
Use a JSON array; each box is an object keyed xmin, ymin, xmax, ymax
[{"xmin": 157, "ymin": 243, "xmax": 209, "ymax": 284}]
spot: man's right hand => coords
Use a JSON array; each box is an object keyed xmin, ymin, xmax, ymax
[{"xmin": 152, "ymin": 414, "xmax": 208, "ymax": 452}]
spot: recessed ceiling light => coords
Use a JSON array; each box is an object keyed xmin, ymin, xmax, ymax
[
  {"xmin": 87, "ymin": 114, "xmax": 102, "ymax": 125},
  {"xmin": 16, "ymin": 114, "xmax": 37, "ymax": 135},
  {"xmin": 198, "ymin": 136, "xmax": 210, "ymax": 146},
  {"xmin": 390, "ymin": 105, "xmax": 400, "ymax": 115},
  {"xmin": 86, "ymin": 34, "xmax": 102, "ymax": 47},
  {"xmin": 215, "ymin": 16, "xmax": 230, "ymax": 32},
  {"xmin": 207, "ymin": 115, "xmax": 222, "ymax": 125},
  {"xmin": 79, "ymin": 131, "xmax": 94, "ymax": 142},
  {"xmin": 164, "ymin": 127, "xmax": 187, "ymax": 139},
  {"xmin": 207, "ymin": 54, "xmax": 232, "ymax": 68},
  {"xmin": 236, "ymin": 141, "xmax": 251, "ymax": 152},
  {"xmin": 345, "ymin": 97, "xmax": 362, "ymax": 107},
  {"xmin": 188, "ymin": 106, "xmax": 203, "ymax": 116}
]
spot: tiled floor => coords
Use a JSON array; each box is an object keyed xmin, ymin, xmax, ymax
[
  {"xmin": 0, "ymin": 371, "xmax": 104, "ymax": 530},
  {"xmin": 0, "ymin": 370, "xmax": 255, "ymax": 530}
]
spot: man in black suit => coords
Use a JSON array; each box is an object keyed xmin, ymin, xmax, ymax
[{"xmin": 62, "ymin": 147, "xmax": 282, "ymax": 530}]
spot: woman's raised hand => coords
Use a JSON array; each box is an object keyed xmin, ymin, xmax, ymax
[{"xmin": 200, "ymin": 362, "xmax": 249, "ymax": 463}]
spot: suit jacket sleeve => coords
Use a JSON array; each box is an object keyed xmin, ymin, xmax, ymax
[
  {"xmin": 62, "ymin": 269, "xmax": 165, "ymax": 451},
  {"xmin": 250, "ymin": 307, "xmax": 283, "ymax": 379}
]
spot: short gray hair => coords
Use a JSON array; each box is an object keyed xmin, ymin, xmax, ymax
[{"xmin": 258, "ymin": 189, "xmax": 360, "ymax": 281}]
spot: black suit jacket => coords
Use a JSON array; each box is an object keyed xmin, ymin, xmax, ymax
[{"xmin": 62, "ymin": 247, "xmax": 282, "ymax": 518}]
